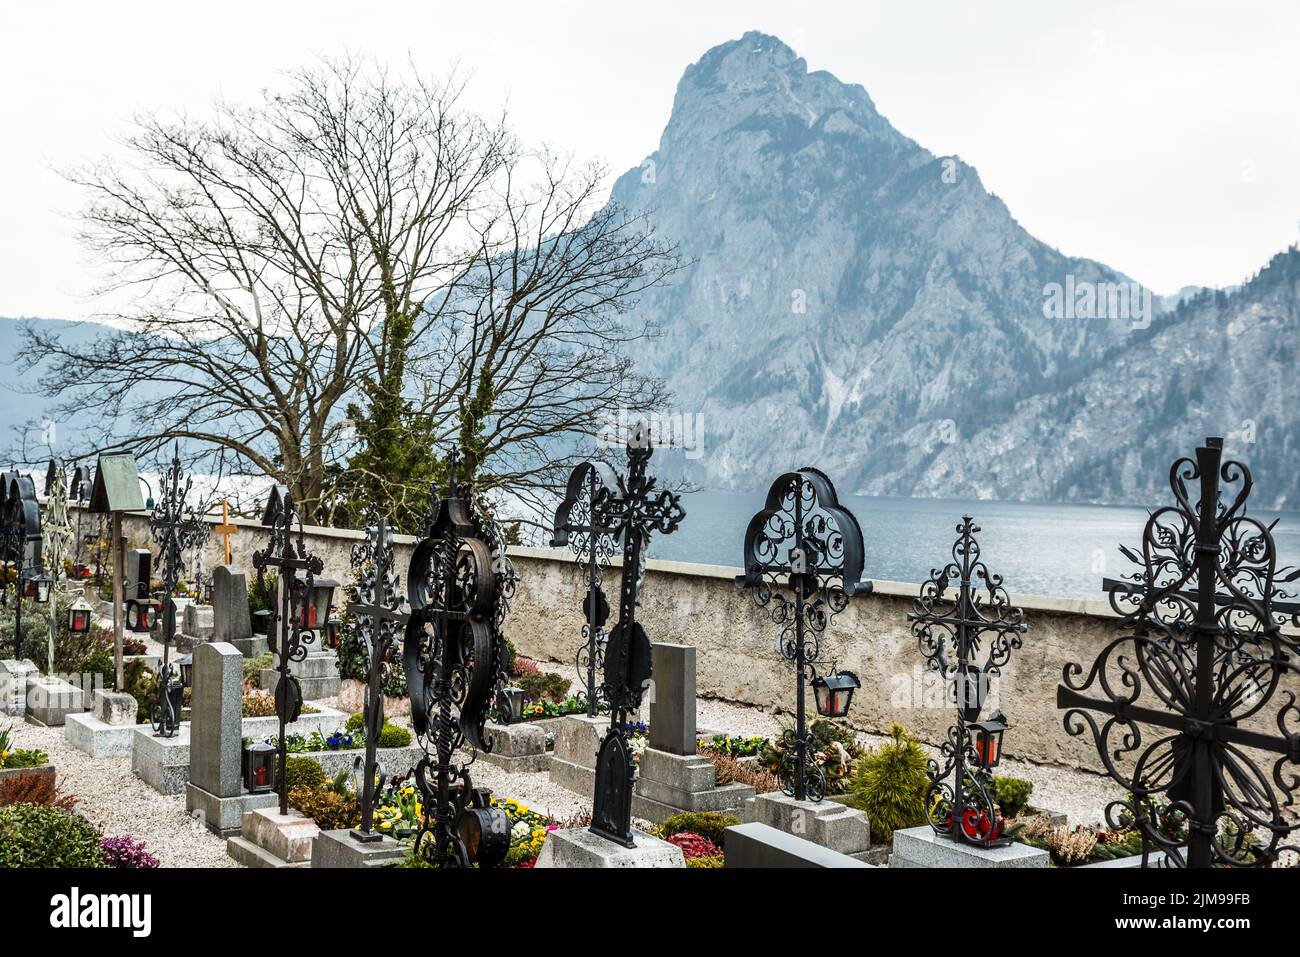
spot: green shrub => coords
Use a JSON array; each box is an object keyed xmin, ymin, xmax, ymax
[
  {"xmin": 994, "ymin": 776, "xmax": 1034, "ymax": 818},
  {"xmin": 685, "ymin": 853, "xmax": 724, "ymax": 868},
  {"xmin": 0, "ymin": 804, "xmax": 105, "ymax": 868},
  {"xmin": 289, "ymin": 787, "xmax": 360, "ymax": 830},
  {"xmin": 848, "ymin": 723, "xmax": 928, "ymax": 843},
  {"xmin": 516, "ymin": 670, "xmax": 571, "ymax": 703},
  {"xmin": 344, "ymin": 712, "xmax": 412, "ymax": 747},
  {"xmin": 657, "ymin": 811, "xmax": 740, "ymax": 848},
  {"xmin": 283, "ymin": 756, "xmax": 328, "ymax": 793}
]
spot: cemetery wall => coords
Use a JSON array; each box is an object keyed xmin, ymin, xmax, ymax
[{"xmin": 88, "ymin": 509, "xmax": 1298, "ymax": 775}]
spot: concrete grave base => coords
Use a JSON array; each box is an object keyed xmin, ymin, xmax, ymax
[
  {"xmin": 227, "ymin": 807, "xmax": 319, "ymax": 868},
  {"xmin": 742, "ymin": 791, "xmax": 872, "ymax": 858},
  {"xmin": 231, "ymin": 636, "xmax": 269, "ymax": 658},
  {"xmin": 632, "ymin": 748, "xmax": 755, "ymax": 824},
  {"xmin": 262, "ymin": 649, "xmax": 340, "ymax": 700},
  {"xmin": 548, "ymin": 714, "xmax": 607, "ymax": 796},
  {"xmin": 534, "ymin": 827, "xmax": 685, "ymax": 868},
  {"xmin": 724, "ymin": 822, "xmax": 873, "ymax": 868},
  {"xmin": 186, "ymin": 782, "xmax": 278, "ymax": 837},
  {"xmin": 0, "ymin": 660, "xmax": 38, "ymax": 716},
  {"xmin": 64, "ymin": 713, "xmax": 140, "ymax": 757},
  {"xmin": 132, "ymin": 726, "xmax": 191, "ymax": 795},
  {"xmin": 475, "ymin": 720, "xmax": 550, "ymax": 772},
  {"xmin": 25, "ymin": 675, "xmax": 86, "ymax": 727},
  {"xmin": 311, "ymin": 829, "xmax": 407, "ymax": 868},
  {"xmin": 889, "ymin": 825, "xmax": 1049, "ymax": 868}
]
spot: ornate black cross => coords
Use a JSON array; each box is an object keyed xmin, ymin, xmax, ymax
[
  {"xmin": 910, "ymin": 516, "xmax": 1026, "ymax": 847},
  {"xmin": 736, "ymin": 467, "xmax": 871, "ymax": 801},
  {"xmin": 402, "ymin": 447, "xmax": 516, "ymax": 867},
  {"xmin": 346, "ymin": 517, "xmax": 409, "ymax": 840},
  {"xmin": 149, "ymin": 447, "xmax": 208, "ymax": 738},
  {"xmin": 588, "ymin": 424, "xmax": 684, "ymax": 846},
  {"xmin": 1059, "ymin": 437, "xmax": 1300, "ymax": 868},
  {"xmin": 252, "ymin": 485, "xmax": 324, "ymax": 815},
  {"xmin": 551, "ymin": 460, "xmax": 620, "ymax": 717},
  {"xmin": 1, "ymin": 474, "xmax": 41, "ymax": 661}
]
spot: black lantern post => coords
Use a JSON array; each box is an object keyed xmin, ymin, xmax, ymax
[
  {"xmin": 910, "ymin": 516, "xmax": 1027, "ymax": 848},
  {"xmin": 588, "ymin": 424, "xmax": 685, "ymax": 845},
  {"xmin": 551, "ymin": 461, "xmax": 620, "ymax": 717},
  {"xmin": 1059, "ymin": 437, "xmax": 1300, "ymax": 868},
  {"xmin": 402, "ymin": 447, "xmax": 515, "ymax": 867},
  {"xmin": 149, "ymin": 448, "xmax": 207, "ymax": 738},
  {"xmin": 345, "ymin": 517, "xmax": 408, "ymax": 842},
  {"xmin": 252, "ymin": 486, "xmax": 324, "ymax": 816},
  {"xmin": 736, "ymin": 467, "xmax": 871, "ymax": 802}
]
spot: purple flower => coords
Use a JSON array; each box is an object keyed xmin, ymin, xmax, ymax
[{"xmin": 100, "ymin": 835, "xmax": 160, "ymax": 869}]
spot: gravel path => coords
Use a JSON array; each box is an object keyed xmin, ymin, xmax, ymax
[{"xmin": 14, "ymin": 721, "xmax": 236, "ymax": 868}]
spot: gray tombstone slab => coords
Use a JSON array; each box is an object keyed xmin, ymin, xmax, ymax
[
  {"xmin": 190, "ymin": 641, "xmax": 244, "ymax": 798},
  {"xmin": 724, "ymin": 823, "xmax": 873, "ymax": 868},
  {"xmin": 212, "ymin": 565, "xmax": 252, "ymax": 644},
  {"xmin": 185, "ymin": 641, "xmax": 277, "ymax": 835},
  {"xmin": 648, "ymin": 643, "xmax": 695, "ymax": 756}
]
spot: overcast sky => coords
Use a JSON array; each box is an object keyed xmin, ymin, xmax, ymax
[{"xmin": 1, "ymin": 0, "xmax": 1296, "ymax": 320}]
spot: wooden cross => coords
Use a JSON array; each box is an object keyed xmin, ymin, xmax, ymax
[{"xmin": 214, "ymin": 499, "xmax": 237, "ymax": 566}]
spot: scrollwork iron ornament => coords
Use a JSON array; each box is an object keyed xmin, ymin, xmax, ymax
[
  {"xmin": 148, "ymin": 446, "xmax": 208, "ymax": 738},
  {"xmin": 403, "ymin": 448, "xmax": 516, "ymax": 867},
  {"xmin": 346, "ymin": 517, "xmax": 409, "ymax": 840},
  {"xmin": 736, "ymin": 467, "xmax": 871, "ymax": 801},
  {"xmin": 589, "ymin": 424, "xmax": 684, "ymax": 846},
  {"xmin": 910, "ymin": 515, "xmax": 1026, "ymax": 847},
  {"xmin": 1058, "ymin": 437, "xmax": 1300, "ymax": 868},
  {"xmin": 1, "ymin": 472, "xmax": 41, "ymax": 660},
  {"xmin": 252, "ymin": 483, "xmax": 323, "ymax": 814},
  {"xmin": 551, "ymin": 460, "xmax": 620, "ymax": 717}
]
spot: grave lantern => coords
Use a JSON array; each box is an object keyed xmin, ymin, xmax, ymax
[
  {"xmin": 501, "ymin": 686, "xmax": 526, "ymax": 724},
  {"xmin": 324, "ymin": 616, "xmax": 343, "ymax": 650},
  {"xmin": 813, "ymin": 670, "xmax": 860, "ymax": 719},
  {"xmin": 67, "ymin": 596, "xmax": 94, "ymax": 635},
  {"xmin": 299, "ymin": 576, "xmax": 339, "ymax": 632},
  {"xmin": 125, "ymin": 597, "xmax": 163, "ymax": 633},
  {"xmin": 971, "ymin": 711, "xmax": 1007, "ymax": 769},
  {"xmin": 456, "ymin": 790, "xmax": 511, "ymax": 867},
  {"xmin": 177, "ymin": 653, "xmax": 194, "ymax": 689},
  {"xmin": 242, "ymin": 740, "xmax": 277, "ymax": 794},
  {"xmin": 201, "ymin": 576, "xmax": 214, "ymax": 605},
  {"xmin": 22, "ymin": 570, "xmax": 52, "ymax": 604},
  {"xmin": 252, "ymin": 608, "xmax": 272, "ymax": 636}
]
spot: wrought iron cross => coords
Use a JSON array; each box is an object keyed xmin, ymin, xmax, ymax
[
  {"xmin": 149, "ymin": 446, "xmax": 208, "ymax": 737},
  {"xmin": 736, "ymin": 467, "xmax": 870, "ymax": 801},
  {"xmin": 1059, "ymin": 437, "xmax": 1300, "ymax": 868},
  {"xmin": 551, "ymin": 460, "xmax": 620, "ymax": 717},
  {"xmin": 588, "ymin": 424, "xmax": 684, "ymax": 846},
  {"xmin": 346, "ymin": 517, "xmax": 408, "ymax": 840},
  {"xmin": 909, "ymin": 515, "xmax": 1026, "ymax": 847},
  {"xmin": 43, "ymin": 460, "xmax": 73, "ymax": 675},
  {"xmin": 251, "ymin": 485, "xmax": 324, "ymax": 815}
]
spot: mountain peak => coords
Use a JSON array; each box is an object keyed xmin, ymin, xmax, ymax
[{"xmin": 670, "ymin": 31, "xmax": 884, "ymax": 132}]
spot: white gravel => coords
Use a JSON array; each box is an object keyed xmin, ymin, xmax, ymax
[{"xmin": 13, "ymin": 721, "xmax": 237, "ymax": 868}]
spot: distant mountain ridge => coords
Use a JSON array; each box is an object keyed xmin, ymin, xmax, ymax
[{"xmin": 608, "ymin": 32, "xmax": 1298, "ymax": 507}]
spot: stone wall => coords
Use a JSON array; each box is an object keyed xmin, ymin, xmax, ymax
[{"xmin": 82, "ymin": 508, "xmax": 1298, "ymax": 775}]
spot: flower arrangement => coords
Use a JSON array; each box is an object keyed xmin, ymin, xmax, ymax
[
  {"xmin": 491, "ymin": 796, "xmax": 555, "ymax": 867},
  {"xmin": 0, "ymin": 725, "xmax": 48, "ymax": 769},
  {"xmin": 374, "ymin": 777, "xmax": 422, "ymax": 837},
  {"xmin": 99, "ymin": 835, "xmax": 160, "ymax": 869}
]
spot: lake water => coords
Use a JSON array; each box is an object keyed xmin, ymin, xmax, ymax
[{"xmin": 644, "ymin": 490, "xmax": 1300, "ymax": 602}]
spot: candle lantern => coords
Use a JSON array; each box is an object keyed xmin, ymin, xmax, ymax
[
  {"xmin": 177, "ymin": 653, "xmax": 194, "ymax": 689},
  {"xmin": 67, "ymin": 596, "xmax": 94, "ymax": 634},
  {"xmin": 971, "ymin": 711, "xmax": 1007, "ymax": 769},
  {"xmin": 22, "ymin": 571, "xmax": 52, "ymax": 604},
  {"xmin": 125, "ymin": 596, "xmax": 163, "ymax": 633},
  {"xmin": 252, "ymin": 608, "xmax": 272, "ymax": 636},
  {"xmin": 812, "ymin": 670, "xmax": 860, "ymax": 719},
  {"xmin": 501, "ymin": 686, "xmax": 526, "ymax": 724},
  {"xmin": 242, "ymin": 740, "xmax": 277, "ymax": 794},
  {"xmin": 456, "ymin": 789, "xmax": 511, "ymax": 867},
  {"xmin": 324, "ymin": 616, "xmax": 343, "ymax": 650},
  {"xmin": 299, "ymin": 576, "xmax": 339, "ymax": 632}
]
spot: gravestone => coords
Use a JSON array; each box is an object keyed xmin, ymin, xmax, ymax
[
  {"xmin": 0, "ymin": 659, "xmax": 38, "ymax": 716},
  {"xmin": 185, "ymin": 641, "xmax": 276, "ymax": 835},
  {"xmin": 890, "ymin": 825, "xmax": 1049, "ymax": 868},
  {"xmin": 228, "ymin": 807, "xmax": 320, "ymax": 868},
  {"xmin": 742, "ymin": 791, "xmax": 872, "ymax": 859},
  {"xmin": 632, "ymin": 643, "xmax": 755, "ymax": 823},
  {"xmin": 25, "ymin": 675, "xmax": 86, "ymax": 726},
  {"xmin": 535, "ymin": 827, "xmax": 684, "ymax": 868},
  {"xmin": 724, "ymin": 822, "xmax": 873, "ymax": 868},
  {"xmin": 63, "ymin": 690, "xmax": 141, "ymax": 758},
  {"xmin": 182, "ymin": 603, "xmax": 214, "ymax": 643},
  {"xmin": 212, "ymin": 566, "xmax": 265, "ymax": 657}
]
